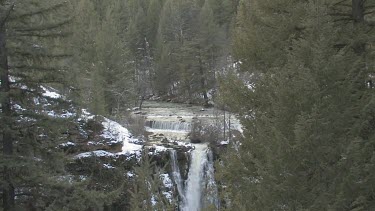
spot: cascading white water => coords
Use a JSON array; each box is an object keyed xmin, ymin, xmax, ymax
[
  {"xmin": 146, "ymin": 120, "xmax": 191, "ymax": 131},
  {"xmin": 170, "ymin": 150, "xmax": 185, "ymax": 204},
  {"xmin": 182, "ymin": 144, "xmax": 208, "ymax": 211}
]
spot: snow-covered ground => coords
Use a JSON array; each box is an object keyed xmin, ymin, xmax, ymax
[
  {"xmin": 41, "ymin": 86, "xmax": 62, "ymax": 99},
  {"xmin": 102, "ymin": 117, "xmax": 143, "ymax": 155},
  {"xmin": 37, "ymin": 85, "xmax": 145, "ymax": 159},
  {"xmin": 74, "ymin": 114, "xmax": 144, "ymax": 159},
  {"xmin": 160, "ymin": 173, "xmax": 174, "ymax": 202}
]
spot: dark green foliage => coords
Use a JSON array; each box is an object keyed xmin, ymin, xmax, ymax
[
  {"xmin": 130, "ymin": 151, "xmax": 174, "ymax": 210},
  {"xmin": 72, "ymin": 0, "xmax": 136, "ymax": 114},
  {"xmin": 153, "ymin": 0, "xmax": 229, "ymax": 103},
  {"xmin": 68, "ymin": 0, "xmax": 238, "ymax": 107},
  {"xmin": 218, "ymin": 0, "xmax": 375, "ymax": 210},
  {"xmin": 62, "ymin": 155, "xmax": 134, "ymax": 211},
  {"xmin": 0, "ymin": 0, "xmax": 75, "ymax": 209}
]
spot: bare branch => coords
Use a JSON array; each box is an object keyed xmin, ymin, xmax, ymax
[
  {"xmin": 329, "ymin": 13, "xmax": 352, "ymax": 16},
  {"xmin": 15, "ymin": 31, "xmax": 72, "ymax": 38},
  {"xmin": 0, "ymin": 3, "xmax": 14, "ymax": 26},
  {"xmin": 10, "ymin": 2, "xmax": 67, "ymax": 20},
  {"xmin": 13, "ymin": 18, "xmax": 72, "ymax": 32}
]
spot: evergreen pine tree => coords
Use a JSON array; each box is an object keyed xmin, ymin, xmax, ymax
[
  {"xmin": 130, "ymin": 152, "xmax": 173, "ymax": 210},
  {"xmin": 0, "ymin": 0, "xmax": 73, "ymax": 209},
  {"xmin": 218, "ymin": 0, "xmax": 375, "ymax": 209}
]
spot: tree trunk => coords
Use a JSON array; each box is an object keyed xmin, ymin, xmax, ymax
[
  {"xmin": 223, "ymin": 109, "xmax": 226, "ymax": 141},
  {"xmin": 198, "ymin": 49, "xmax": 209, "ymax": 107},
  {"xmin": 352, "ymin": 0, "xmax": 366, "ymax": 54},
  {"xmin": 228, "ymin": 112, "xmax": 231, "ymax": 141},
  {"xmin": 352, "ymin": 0, "xmax": 364, "ymax": 23},
  {"xmin": 139, "ymin": 95, "xmax": 144, "ymax": 110},
  {"xmin": 1, "ymin": 20, "xmax": 15, "ymax": 211}
]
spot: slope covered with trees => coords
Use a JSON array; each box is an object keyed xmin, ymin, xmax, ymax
[
  {"xmin": 70, "ymin": 0, "xmax": 239, "ymax": 113},
  {"xmin": 218, "ymin": 0, "xmax": 375, "ymax": 210}
]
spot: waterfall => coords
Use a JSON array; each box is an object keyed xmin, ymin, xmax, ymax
[
  {"xmin": 170, "ymin": 150, "xmax": 185, "ymax": 204},
  {"xmin": 140, "ymin": 101, "xmax": 239, "ymax": 210},
  {"xmin": 170, "ymin": 144, "xmax": 219, "ymax": 211},
  {"xmin": 182, "ymin": 144, "xmax": 208, "ymax": 211},
  {"xmin": 146, "ymin": 120, "xmax": 191, "ymax": 131}
]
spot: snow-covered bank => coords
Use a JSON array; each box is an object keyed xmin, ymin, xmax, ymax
[{"xmin": 73, "ymin": 113, "xmax": 143, "ymax": 159}]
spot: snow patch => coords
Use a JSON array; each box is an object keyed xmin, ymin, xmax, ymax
[
  {"xmin": 103, "ymin": 163, "xmax": 115, "ymax": 169},
  {"xmin": 160, "ymin": 174, "xmax": 173, "ymax": 189},
  {"xmin": 75, "ymin": 150, "xmax": 116, "ymax": 159},
  {"xmin": 148, "ymin": 145, "xmax": 168, "ymax": 155},
  {"xmin": 47, "ymin": 110, "xmax": 75, "ymax": 118},
  {"xmin": 74, "ymin": 113, "xmax": 143, "ymax": 159},
  {"xmin": 12, "ymin": 104, "xmax": 26, "ymax": 112},
  {"xmin": 101, "ymin": 117, "xmax": 143, "ymax": 155},
  {"xmin": 163, "ymin": 192, "xmax": 173, "ymax": 202},
  {"xmin": 60, "ymin": 141, "xmax": 75, "ymax": 147},
  {"xmin": 80, "ymin": 109, "xmax": 95, "ymax": 120},
  {"xmin": 220, "ymin": 140, "xmax": 229, "ymax": 145},
  {"xmin": 160, "ymin": 173, "xmax": 173, "ymax": 202},
  {"xmin": 41, "ymin": 86, "xmax": 61, "ymax": 99},
  {"xmin": 127, "ymin": 171, "xmax": 135, "ymax": 178}
]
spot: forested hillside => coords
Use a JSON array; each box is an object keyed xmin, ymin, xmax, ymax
[
  {"xmin": 1, "ymin": 0, "xmax": 374, "ymax": 210},
  {"xmin": 219, "ymin": 0, "xmax": 375, "ymax": 210},
  {"xmin": 70, "ymin": 0, "xmax": 239, "ymax": 113}
]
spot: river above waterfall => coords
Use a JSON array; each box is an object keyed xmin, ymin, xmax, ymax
[{"xmin": 139, "ymin": 100, "xmax": 241, "ymax": 141}]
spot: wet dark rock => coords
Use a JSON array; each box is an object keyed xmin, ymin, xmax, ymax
[
  {"xmin": 203, "ymin": 103, "xmax": 214, "ymax": 108},
  {"xmin": 190, "ymin": 138, "xmax": 202, "ymax": 144},
  {"xmin": 161, "ymin": 138, "xmax": 169, "ymax": 143}
]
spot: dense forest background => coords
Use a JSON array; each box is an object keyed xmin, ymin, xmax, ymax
[
  {"xmin": 1, "ymin": 0, "xmax": 375, "ymax": 210},
  {"xmin": 67, "ymin": 0, "xmax": 240, "ymax": 114}
]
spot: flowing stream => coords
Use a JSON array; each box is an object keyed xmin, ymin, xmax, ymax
[{"xmin": 141, "ymin": 100, "xmax": 241, "ymax": 141}]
